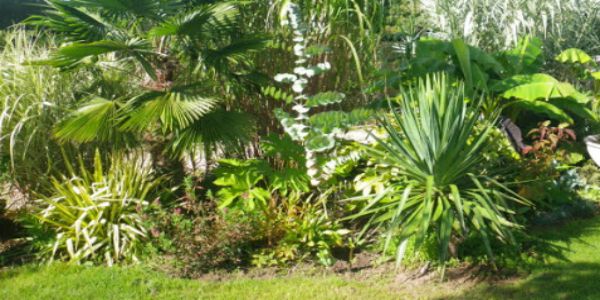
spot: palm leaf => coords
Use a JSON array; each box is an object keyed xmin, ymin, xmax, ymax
[
  {"xmin": 54, "ymin": 97, "xmax": 136, "ymax": 145},
  {"xmin": 121, "ymin": 87, "xmax": 218, "ymax": 133},
  {"xmin": 27, "ymin": 0, "xmax": 112, "ymax": 42},
  {"xmin": 71, "ymin": 0, "xmax": 168, "ymax": 19},
  {"xmin": 169, "ymin": 109, "xmax": 255, "ymax": 156},
  {"xmin": 203, "ymin": 37, "xmax": 269, "ymax": 70},
  {"xmin": 148, "ymin": 2, "xmax": 239, "ymax": 39}
]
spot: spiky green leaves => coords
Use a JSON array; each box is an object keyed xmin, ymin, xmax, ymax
[
  {"xmin": 35, "ymin": 151, "xmax": 161, "ymax": 265},
  {"xmin": 352, "ymin": 74, "xmax": 530, "ymax": 266}
]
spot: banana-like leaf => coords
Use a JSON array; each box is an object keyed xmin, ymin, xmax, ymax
[
  {"xmin": 499, "ymin": 73, "xmax": 588, "ymax": 103},
  {"xmin": 498, "ymin": 36, "xmax": 543, "ymax": 75},
  {"xmin": 555, "ymin": 48, "xmax": 593, "ymax": 64},
  {"xmin": 452, "ymin": 39, "xmax": 474, "ymax": 92},
  {"xmin": 549, "ymin": 98, "xmax": 597, "ymax": 122},
  {"xmin": 509, "ymin": 100, "xmax": 573, "ymax": 123}
]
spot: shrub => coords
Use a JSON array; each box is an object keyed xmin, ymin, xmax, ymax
[
  {"xmin": 212, "ymin": 134, "xmax": 350, "ymax": 267},
  {"xmin": 32, "ymin": 151, "xmax": 161, "ymax": 266},
  {"xmin": 145, "ymin": 192, "xmax": 258, "ymax": 277}
]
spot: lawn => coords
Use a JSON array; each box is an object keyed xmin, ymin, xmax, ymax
[
  {"xmin": 0, "ymin": 264, "xmax": 455, "ymax": 300},
  {"xmin": 3, "ymin": 216, "xmax": 600, "ymax": 300}
]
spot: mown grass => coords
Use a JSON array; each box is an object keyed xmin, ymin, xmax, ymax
[
  {"xmin": 0, "ymin": 263, "xmax": 445, "ymax": 300},
  {"xmin": 448, "ymin": 216, "xmax": 600, "ymax": 300},
  {"xmin": 3, "ymin": 216, "xmax": 600, "ymax": 300}
]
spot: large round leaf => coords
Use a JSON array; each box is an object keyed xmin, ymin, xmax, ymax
[{"xmin": 500, "ymin": 73, "xmax": 588, "ymax": 103}]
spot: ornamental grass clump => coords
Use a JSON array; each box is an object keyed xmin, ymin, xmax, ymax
[{"xmin": 35, "ymin": 151, "xmax": 161, "ymax": 266}]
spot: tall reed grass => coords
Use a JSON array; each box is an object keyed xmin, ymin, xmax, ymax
[{"xmin": 420, "ymin": 0, "xmax": 600, "ymax": 53}]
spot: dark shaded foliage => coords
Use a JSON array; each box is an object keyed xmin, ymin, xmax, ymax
[{"xmin": 0, "ymin": 0, "xmax": 43, "ymax": 28}]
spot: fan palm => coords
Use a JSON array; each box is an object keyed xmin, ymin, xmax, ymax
[
  {"xmin": 353, "ymin": 74, "xmax": 530, "ymax": 268},
  {"xmin": 28, "ymin": 0, "xmax": 265, "ymax": 169}
]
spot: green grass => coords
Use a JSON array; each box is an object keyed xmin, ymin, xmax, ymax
[
  {"xmin": 4, "ymin": 217, "xmax": 600, "ymax": 299},
  {"xmin": 1, "ymin": 264, "xmax": 453, "ymax": 300},
  {"xmin": 449, "ymin": 216, "xmax": 600, "ymax": 300}
]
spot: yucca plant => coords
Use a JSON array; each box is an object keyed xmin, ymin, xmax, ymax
[
  {"xmin": 354, "ymin": 74, "xmax": 530, "ymax": 270},
  {"xmin": 34, "ymin": 151, "xmax": 162, "ymax": 266}
]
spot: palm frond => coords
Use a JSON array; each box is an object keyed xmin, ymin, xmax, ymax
[
  {"xmin": 71, "ymin": 0, "xmax": 170, "ymax": 19},
  {"xmin": 26, "ymin": 0, "xmax": 112, "ymax": 42},
  {"xmin": 169, "ymin": 109, "xmax": 255, "ymax": 156},
  {"xmin": 148, "ymin": 2, "xmax": 240, "ymax": 39},
  {"xmin": 204, "ymin": 36, "xmax": 269, "ymax": 70},
  {"xmin": 121, "ymin": 87, "xmax": 218, "ymax": 133},
  {"xmin": 36, "ymin": 38, "xmax": 156, "ymax": 79},
  {"xmin": 54, "ymin": 97, "xmax": 135, "ymax": 146}
]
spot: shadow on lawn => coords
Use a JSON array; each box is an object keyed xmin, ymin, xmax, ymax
[
  {"xmin": 445, "ymin": 216, "xmax": 600, "ymax": 299},
  {"xmin": 446, "ymin": 262, "xmax": 600, "ymax": 300}
]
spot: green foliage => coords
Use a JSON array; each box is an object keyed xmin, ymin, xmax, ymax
[
  {"xmin": 0, "ymin": 28, "xmax": 99, "ymax": 192},
  {"xmin": 212, "ymin": 134, "xmax": 347, "ymax": 266},
  {"xmin": 353, "ymin": 74, "xmax": 530, "ymax": 268},
  {"xmin": 555, "ymin": 48, "xmax": 593, "ymax": 65},
  {"xmin": 497, "ymin": 73, "xmax": 593, "ymax": 123},
  {"xmin": 144, "ymin": 181, "xmax": 258, "ymax": 276},
  {"xmin": 214, "ymin": 134, "xmax": 310, "ymax": 212},
  {"xmin": 406, "ymin": 37, "xmax": 595, "ymax": 125},
  {"xmin": 251, "ymin": 202, "xmax": 349, "ymax": 267},
  {"xmin": 29, "ymin": 0, "xmax": 266, "ymax": 160},
  {"xmin": 32, "ymin": 151, "xmax": 162, "ymax": 265}
]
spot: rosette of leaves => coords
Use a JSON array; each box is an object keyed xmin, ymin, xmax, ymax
[
  {"xmin": 351, "ymin": 74, "xmax": 530, "ymax": 270},
  {"xmin": 34, "ymin": 151, "xmax": 162, "ymax": 266}
]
